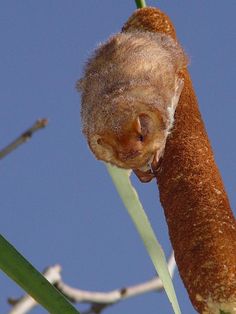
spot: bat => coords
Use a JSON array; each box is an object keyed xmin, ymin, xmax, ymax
[{"xmin": 78, "ymin": 31, "xmax": 187, "ymax": 182}]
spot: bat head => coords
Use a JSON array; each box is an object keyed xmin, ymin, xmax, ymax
[{"xmin": 88, "ymin": 107, "xmax": 165, "ymax": 170}]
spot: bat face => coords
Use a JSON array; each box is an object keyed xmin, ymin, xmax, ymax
[{"xmin": 88, "ymin": 110, "xmax": 166, "ymax": 171}]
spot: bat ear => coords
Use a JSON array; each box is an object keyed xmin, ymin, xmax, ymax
[{"xmin": 134, "ymin": 113, "xmax": 153, "ymax": 137}]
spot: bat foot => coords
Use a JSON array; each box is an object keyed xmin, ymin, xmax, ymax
[
  {"xmin": 133, "ymin": 150, "xmax": 163, "ymax": 183},
  {"xmin": 133, "ymin": 168, "xmax": 155, "ymax": 183}
]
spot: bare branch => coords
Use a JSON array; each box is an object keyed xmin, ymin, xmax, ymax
[
  {"xmin": 57, "ymin": 252, "xmax": 175, "ymax": 304},
  {"xmin": 0, "ymin": 119, "xmax": 48, "ymax": 160},
  {"xmin": 8, "ymin": 253, "xmax": 176, "ymax": 314}
]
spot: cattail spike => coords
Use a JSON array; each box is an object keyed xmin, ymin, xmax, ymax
[{"xmin": 123, "ymin": 7, "xmax": 236, "ymax": 314}]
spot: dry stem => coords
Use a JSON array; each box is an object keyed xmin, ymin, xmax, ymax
[{"xmin": 0, "ymin": 119, "xmax": 48, "ymax": 160}]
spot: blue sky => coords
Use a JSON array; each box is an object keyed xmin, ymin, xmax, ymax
[{"xmin": 0, "ymin": 1, "xmax": 235, "ymax": 313}]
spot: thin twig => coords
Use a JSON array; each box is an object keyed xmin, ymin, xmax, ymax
[
  {"xmin": 8, "ymin": 253, "xmax": 176, "ymax": 314},
  {"xmin": 0, "ymin": 119, "xmax": 48, "ymax": 160},
  {"xmin": 58, "ymin": 252, "xmax": 176, "ymax": 314}
]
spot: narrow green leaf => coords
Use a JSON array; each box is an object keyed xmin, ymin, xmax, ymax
[
  {"xmin": 0, "ymin": 234, "xmax": 80, "ymax": 314},
  {"xmin": 107, "ymin": 164, "xmax": 181, "ymax": 314}
]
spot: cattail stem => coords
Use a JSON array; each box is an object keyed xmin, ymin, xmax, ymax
[
  {"xmin": 123, "ymin": 8, "xmax": 236, "ymax": 314},
  {"xmin": 135, "ymin": 0, "xmax": 146, "ymax": 9}
]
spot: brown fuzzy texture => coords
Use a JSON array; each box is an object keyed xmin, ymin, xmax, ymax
[
  {"xmin": 79, "ymin": 31, "xmax": 187, "ymax": 173},
  {"xmin": 123, "ymin": 7, "xmax": 236, "ymax": 314}
]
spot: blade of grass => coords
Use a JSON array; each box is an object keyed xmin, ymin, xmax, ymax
[
  {"xmin": 107, "ymin": 164, "xmax": 181, "ymax": 314},
  {"xmin": 0, "ymin": 234, "xmax": 80, "ymax": 314}
]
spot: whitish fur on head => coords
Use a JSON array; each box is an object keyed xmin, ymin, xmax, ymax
[
  {"xmin": 79, "ymin": 31, "xmax": 187, "ymax": 136},
  {"xmin": 78, "ymin": 31, "xmax": 187, "ymax": 170}
]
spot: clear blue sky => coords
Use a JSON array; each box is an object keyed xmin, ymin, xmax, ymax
[{"xmin": 0, "ymin": 1, "xmax": 235, "ymax": 313}]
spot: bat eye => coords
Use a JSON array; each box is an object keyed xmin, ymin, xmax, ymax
[{"xmin": 137, "ymin": 134, "xmax": 144, "ymax": 142}]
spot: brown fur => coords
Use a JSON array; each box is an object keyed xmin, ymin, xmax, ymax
[{"xmin": 79, "ymin": 31, "xmax": 187, "ymax": 172}]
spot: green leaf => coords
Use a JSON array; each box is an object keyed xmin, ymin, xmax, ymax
[
  {"xmin": 107, "ymin": 164, "xmax": 181, "ymax": 314},
  {"xmin": 0, "ymin": 234, "xmax": 80, "ymax": 314}
]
